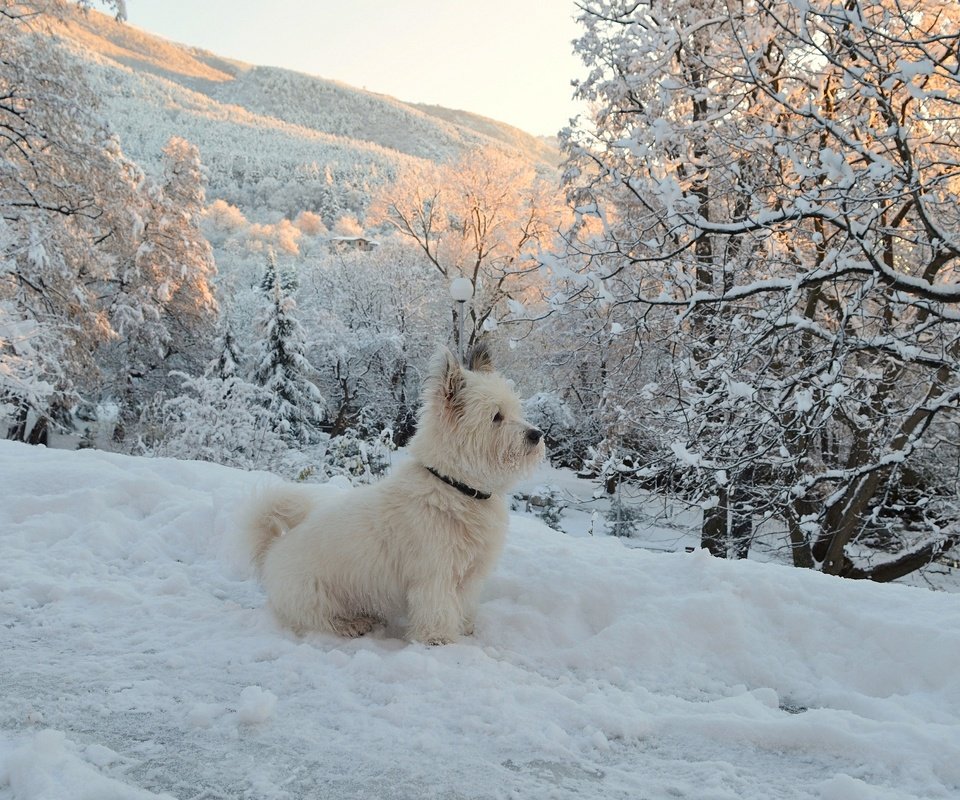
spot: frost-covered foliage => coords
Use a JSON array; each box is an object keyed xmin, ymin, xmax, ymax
[
  {"xmin": 1, "ymin": 3, "xmax": 121, "ymax": 437},
  {"xmin": 193, "ymin": 207, "xmax": 449, "ymax": 468},
  {"xmin": 210, "ymin": 324, "xmax": 242, "ymax": 381},
  {"xmin": 0, "ymin": 3, "xmax": 218, "ymax": 444},
  {"xmin": 560, "ymin": 0, "xmax": 960, "ymax": 579},
  {"xmin": 2, "ymin": 2, "xmax": 569, "ymax": 474},
  {"xmin": 370, "ymin": 146, "xmax": 567, "ymax": 355},
  {"xmin": 297, "ymin": 240, "xmax": 447, "ymax": 443},
  {"xmin": 522, "ymin": 392, "xmax": 582, "ymax": 469},
  {"xmin": 320, "ymin": 426, "xmax": 396, "ymax": 484},
  {"xmin": 605, "ymin": 490, "xmax": 643, "ymax": 539},
  {"xmin": 103, "ymin": 136, "xmax": 219, "ymax": 421},
  {"xmin": 0, "ymin": 306, "xmax": 55, "ymax": 438},
  {"xmin": 513, "ymin": 306, "xmax": 666, "ymax": 474},
  {"xmin": 51, "ymin": 4, "xmax": 557, "ymax": 234},
  {"xmin": 138, "ymin": 373, "xmax": 290, "ymax": 471}
]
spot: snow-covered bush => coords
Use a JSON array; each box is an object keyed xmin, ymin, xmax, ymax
[
  {"xmin": 321, "ymin": 427, "xmax": 395, "ymax": 485},
  {"xmin": 138, "ymin": 373, "xmax": 290, "ymax": 471},
  {"xmin": 517, "ymin": 484, "xmax": 568, "ymax": 531},
  {"xmin": 200, "ymin": 199, "xmax": 248, "ymax": 246},
  {"xmin": 0, "ymin": 307, "xmax": 56, "ymax": 437},
  {"xmin": 605, "ymin": 490, "xmax": 643, "ymax": 538}
]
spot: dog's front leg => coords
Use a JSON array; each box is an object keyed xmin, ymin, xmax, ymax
[
  {"xmin": 406, "ymin": 580, "xmax": 462, "ymax": 645},
  {"xmin": 458, "ymin": 579, "xmax": 482, "ymax": 636}
]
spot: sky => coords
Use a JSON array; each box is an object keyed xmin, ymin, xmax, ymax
[{"xmin": 120, "ymin": 1, "xmax": 587, "ymax": 138}]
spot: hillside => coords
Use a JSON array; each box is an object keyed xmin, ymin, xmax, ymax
[
  {"xmin": 2, "ymin": 440, "xmax": 959, "ymax": 799},
  {"xmin": 44, "ymin": 7, "xmax": 559, "ymax": 223}
]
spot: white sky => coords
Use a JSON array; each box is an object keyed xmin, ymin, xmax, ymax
[{"xmin": 121, "ymin": 0, "xmax": 587, "ymax": 137}]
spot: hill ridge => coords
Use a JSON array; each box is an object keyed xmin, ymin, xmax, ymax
[{"xmin": 56, "ymin": 7, "xmax": 559, "ymax": 168}]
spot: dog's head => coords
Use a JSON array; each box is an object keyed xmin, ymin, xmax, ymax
[{"xmin": 412, "ymin": 343, "xmax": 545, "ymax": 495}]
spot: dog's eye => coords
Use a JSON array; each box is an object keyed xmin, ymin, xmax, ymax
[{"xmin": 493, "ymin": 411, "xmax": 503, "ymax": 424}]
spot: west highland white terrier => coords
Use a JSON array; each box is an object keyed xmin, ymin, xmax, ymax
[{"xmin": 243, "ymin": 344, "xmax": 545, "ymax": 644}]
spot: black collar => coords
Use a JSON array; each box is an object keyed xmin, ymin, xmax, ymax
[{"xmin": 425, "ymin": 466, "xmax": 491, "ymax": 500}]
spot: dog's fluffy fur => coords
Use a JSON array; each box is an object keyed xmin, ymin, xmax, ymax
[{"xmin": 243, "ymin": 344, "xmax": 545, "ymax": 644}]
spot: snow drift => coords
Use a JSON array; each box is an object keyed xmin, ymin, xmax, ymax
[{"xmin": 1, "ymin": 441, "xmax": 958, "ymax": 799}]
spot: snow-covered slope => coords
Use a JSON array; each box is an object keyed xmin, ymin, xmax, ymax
[
  {"xmin": 2, "ymin": 441, "xmax": 959, "ymax": 799},
  {"xmin": 49, "ymin": 8, "xmax": 558, "ymax": 177}
]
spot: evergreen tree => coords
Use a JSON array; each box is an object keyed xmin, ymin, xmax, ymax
[
  {"xmin": 259, "ymin": 247, "xmax": 297, "ymax": 295},
  {"xmin": 210, "ymin": 323, "xmax": 242, "ymax": 381},
  {"xmin": 259, "ymin": 248, "xmax": 279, "ymax": 295},
  {"xmin": 252, "ymin": 260, "xmax": 325, "ymax": 444}
]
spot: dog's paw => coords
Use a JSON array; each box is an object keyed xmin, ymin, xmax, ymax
[
  {"xmin": 460, "ymin": 621, "xmax": 475, "ymax": 637},
  {"xmin": 410, "ymin": 629, "xmax": 457, "ymax": 646},
  {"xmin": 331, "ymin": 615, "xmax": 379, "ymax": 638}
]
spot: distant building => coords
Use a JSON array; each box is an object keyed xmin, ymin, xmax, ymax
[{"xmin": 327, "ymin": 236, "xmax": 379, "ymax": 253}]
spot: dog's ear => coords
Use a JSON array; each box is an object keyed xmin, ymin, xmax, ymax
[
  {"xmin": 467, "ymin": 341, "xmax": 494, "ymax": 373},
  {"xmin": 430, "ymin": 347, "xmax": 465, "ymax": 409}
]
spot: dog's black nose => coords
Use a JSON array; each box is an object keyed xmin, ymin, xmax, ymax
[{"xmin": 526, "ymin": 428, "xmax": 543, "ymax": 445}]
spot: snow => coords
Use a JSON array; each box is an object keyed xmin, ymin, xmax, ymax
[
  {"xmin": 670, "ymin": 441, "xmax": 703, "ymax": 467},
  {"xmin": 795, "ymin": 388, "xmax": 814, "ymax": 413},
  {"xmin": 3, "ymin": 440, "xmax": 960, "ymax": 799}
]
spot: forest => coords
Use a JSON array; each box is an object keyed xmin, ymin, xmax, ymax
[{"xmin": 2, "ymin": 0, "xmax": 959, "ymax": 585}]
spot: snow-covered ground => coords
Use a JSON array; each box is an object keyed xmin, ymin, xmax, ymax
[{"xmin": 2, "ymin": 440, "xmax": 959, "ymax": 799}]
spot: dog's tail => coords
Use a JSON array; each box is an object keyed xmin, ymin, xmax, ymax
[{"xmin": 243, "ymin": 485, "xmax": 314, "ymax": 573}]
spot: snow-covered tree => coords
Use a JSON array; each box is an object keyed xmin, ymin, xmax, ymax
[
  {"xmin": 297, "ymin": 239, "xmax": 446, "ymax": 442},
  {"xmin": 259, "ymin": 247, "xmax": 297, "ymax": 296},
  {"xmin": 0, "ymin": 304, "xmax": 55, "ymax": 441},
  {"xmin": 259, "ymin": 248, "xmax": 279, "ymax": 295},
  {"xmin": 102, "ymin": 136, "xmax": 219, "ymax": 434},
  {"xmin": 0, "ymin": 2, "xmax": 138, "ymax": 440},
  {"xmin": 112, "ymin": 137, "xmax": 218, "ymax": 359},
  {"xmin": 293, "ymin": 210, "xmax": 326, "ymax": 237},
  {"xmin": 209, "ymin": 322, "xmax": 242, "ymax": 381},
  {"xmin": 252, "ymin": 256, "xmax": 325, "ymax": 444},
  {"xmin": 562, "ymin": 0, "xmax": 960, "ymax": 579},
  {"xmin": 370, "ymin": 146, "xmax": 566, "ymax": 355}
]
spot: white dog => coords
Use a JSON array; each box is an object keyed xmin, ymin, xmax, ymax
[{"xmin": 243, "ymin": 344, "xmax": 545, "ymax": 644}]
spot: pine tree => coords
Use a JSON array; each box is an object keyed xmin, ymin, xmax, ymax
[
  {"xmin": 143, "ymin": 372, "xmax": 289, "ymax": 471},
  {"xmin": 260, "ymin": 247, "xmax": 297, "ymax": 296},
  {"xmin": 210, "ymin": 324, "xmax": 242, "ymax": 381},
  {"xmin": 251, "ymin": 260, "xmax": 325, "ymax": 444},
  {"xmin": 259, "ymin": 248, "xmax": 279, "ymax": 295}
]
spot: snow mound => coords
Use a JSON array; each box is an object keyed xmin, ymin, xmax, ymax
[
  {"xmin": 0, "ymin": 729, "xmax": 174, "ymax": 800},
  {"xmin": 236, "ymin": 686, "xmax": 277, "ymax": 725},
  {"xmin": 1, "ymin": 441, "xmax": 959, "ymax": 799}
]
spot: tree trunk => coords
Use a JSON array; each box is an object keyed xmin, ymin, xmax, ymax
[
  {"xmin": 6, "ymin": 402, "xmax": 28, "ymax": 442},
  {"xmin": 786, "ymin": 496, "xmax": 816, "ymax": 569},
  {"xmin": 701, "ymin": 484, "xmax": 754, "ymax": 558},
  {"xmin": 701, "ymin": 499, "xmax": 728, "ymax": 558},
  {"xmin": 815, "ymin": 361, "xmax": 956, "ymax": 574},
  {"xmin": 26, "ymin": 416, "xmax": 49, "ymax": 446}
]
